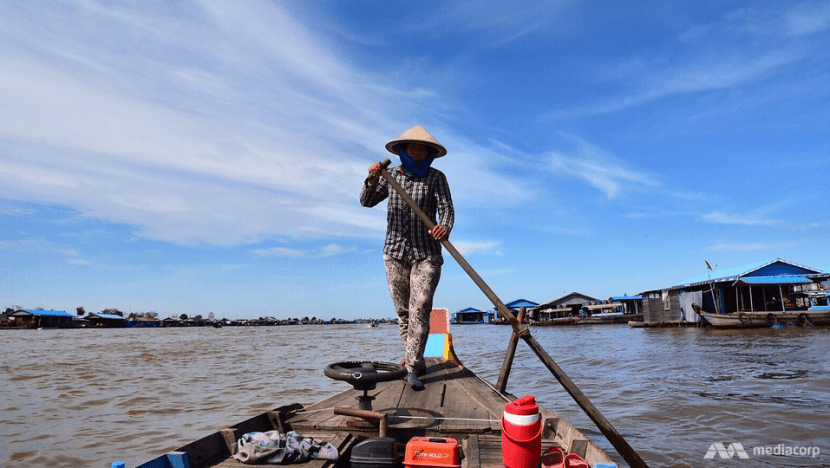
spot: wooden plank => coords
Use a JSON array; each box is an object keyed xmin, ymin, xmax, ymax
[
  {"xmin": 303, "ymin": 433, "xmax": 356, "ymax": 468},
  {"xmin": 439, "ymin": 378, "xmax": 496, "ymax": 433},
  {"xmin": 390, "ymin": 356, "xmax": 467, "ymax": 430},
  {"xmin": 437, "ymin": 363, "xmax": 506, "ymax": 433},
  {"xmin": 473, "ymin": 435, "xmax": 504, "ymax": 468},
  {"xmin": 369, "ymin": 379, "xmax": 406, "ymax": 413},
  {"xmin": 291, "ymin": 380, "xmax": 399, "ymax": 432},
  {"xmin": 392, "ymin": 381, "xmax": 447, "ymax": 430},
  {"xmin": 462, "ymin": 435, "xmax": 480, "ymax": 468}
]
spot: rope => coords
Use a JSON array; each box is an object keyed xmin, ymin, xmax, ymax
[
  {"xmin": 293, "ymin": 407, "xmax": 500, "ymax": 423},
  {"xmin": 390, "ymin": 415, "xmax": 500, "ymax": 423}
]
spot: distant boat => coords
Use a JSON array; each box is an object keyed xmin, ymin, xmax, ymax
[
  {"xmin": 575, "ymin": 303, "xmax": 643, "ymax": 325},
  {"xmin": 536, "ymin": 304, "xmax": 642, "ymax": 326}
]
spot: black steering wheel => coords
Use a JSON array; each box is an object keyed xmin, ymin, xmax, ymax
[{"xmin": 324, "ymin": 361, "xmax": 406, "ymax": 391}]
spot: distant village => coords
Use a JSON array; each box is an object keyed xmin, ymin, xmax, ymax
[
  {"xmin": 0, "ymin": 306, "xmax": 394, "ymax": 329},
  {"xmin": 3, "ymin": 258, "xmax": 829, "ymax": 330}
]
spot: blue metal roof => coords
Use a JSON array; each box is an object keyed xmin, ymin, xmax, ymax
[
  {"xmin": 675, "ymin": 258, "xmax": 822, "ymax": 288},
  {"xmin": 456, "ymin": 307, "xmax": 482, "ymax": 313},
  {"xmin": 19, "ymin": 309, "xmax": 74, "ymax": 317},
  {"xmin": 505, "ymin": 299, "xmax": 539, "ymax": 308},
  {"xmin": 610, "ymin": 295, "xmax": 643, "ymax": 300},
  {"xmin": 736, "ymin": 276, "xmax": 812, "ymax": 285},
  {"xmin": 88, "ymin": 313, "xmax": 126, "ymax": 320}
]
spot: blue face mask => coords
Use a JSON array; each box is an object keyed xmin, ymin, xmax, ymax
[{"xmin": 396, "ymin": 145, "xmax": 436, "ymax": 178}]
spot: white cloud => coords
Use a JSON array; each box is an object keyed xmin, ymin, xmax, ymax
[
  {"xmin": 453, "ymin": 240, "xmax": 502, "ymax": 256},
  {"xmin": 250, "ymin": 243, "xmax": 355, "ymax": 259},
  {"xmin": 547, "ymin": 3, "xmax": 823, "ymax": 119},
  {"xmin": 699, "ymin": 199, "xmax": 798, "ymax": 227},
  {"xmin": 0, "ymin": 239, "xmax": 80, "ymax": 257},
  {"xmin": 544, "ymin": 135, "xmax": 660, "ymax": 199},
  {"xmin": 701, "ymin": 211, "xmax": 777, "ymax": 226},
  {"xmin": 785, "ymin": 1, "xmax": 830, "ymax": 36},
  {"xmin": 705, "ymin": 242, "xmax": 784, "ymax": 252},
  {"xmin": 0, "ymin": 1, "xmax": 534, "ymax": 248},
  {"xmin": 250, "ymin": 247, "xmax": 306, "ymax": 258}
]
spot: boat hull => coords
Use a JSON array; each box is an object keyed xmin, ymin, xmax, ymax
[
  {"xmin": 134, "ymin": 357, "xmax": 615, "ymax": 468},
  {"xmin": 535, "ymin": 314, "xmax": 643, "ymax": 326},
  {"xmin": 701, "ymin": 310, "xmax": 830, "ymax": 328}
]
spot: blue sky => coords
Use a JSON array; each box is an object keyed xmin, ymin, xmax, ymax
[{"xmin": 2, "ymin": 1, "xmax": 828, "ymax": 320}]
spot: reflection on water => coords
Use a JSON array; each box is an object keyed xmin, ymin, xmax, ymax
[{"xmin": 1, "ymin": 324, "xmax": 829, "ymax": 467}]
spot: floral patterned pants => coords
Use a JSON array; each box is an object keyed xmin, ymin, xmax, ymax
[{"xmin": 384, "ymin": 254, "xmax": 443, "ymax": 373}]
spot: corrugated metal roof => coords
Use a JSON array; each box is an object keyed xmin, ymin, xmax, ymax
[
  {"xmin": 610, "ymin": 295, "xmax": 643, "ymax": 300},
  {"xmin": 675, "ymin": 258, "xmax": 822, "ymax": 288},
  {"xmin": 505, "ymin": 299, "xmax": 539, "ymax": 308},
  {"xmin": 533, "ymin": 292, "xmax": 597, "ymax": 310},
  {"xmin": 16, "ymin": 309, "xmax": 74, "ymax": 317},
  {"xmin": 735, "ymin": 276, "xmax": 812, "ymax": 285},
  {"xmin": 88, "ymin": 313, "xmax": 126, "ymax": 320}
]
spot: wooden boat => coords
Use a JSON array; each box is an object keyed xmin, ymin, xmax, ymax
[
  {"xmin": 700, "ymin": 310, "xmax": 830, "ymax": 328},
  {"xmin": 575, "ymin": 313, "xmax": 643, "ymax": 325},
  {"xmin": 534, "ymin": 303, "xmax": 643, "ymax": 326},
  {"xmin": 130, "ymin": 164, "xmax": 647, "ymax": 468},
  {"xmin": 698, "ymin": 307, "xmax": 830, "ymax": 329},
  {"xmin": 533, "ymin": 316, "xmax": 580, "ymax": 326},
  {"xmin": 130, "ymin": 310, "xmax": 617, "ymax": 468}
]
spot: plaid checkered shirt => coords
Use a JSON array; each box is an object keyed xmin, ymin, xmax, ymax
[{"xmin": 360, "ymin": 166, "xmax": 454, "ymax": 261}]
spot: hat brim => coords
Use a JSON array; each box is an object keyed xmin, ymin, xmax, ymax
[
  {"xmin": 384, "ymin": 125, "xmax": 448, "ymax": 157},
  {"xmin": 385, "ymin": 139, "xmax": 447, "ymax": 158}
]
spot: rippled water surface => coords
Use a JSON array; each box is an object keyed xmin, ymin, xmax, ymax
[{"xmin": 2, "ymin": 324, "xmax": 829, "ymax": 468}]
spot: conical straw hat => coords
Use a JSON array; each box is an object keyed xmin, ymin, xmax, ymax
[{"xmin": 385, "ymin": 125, "xmax": 447, "ymax": 157}]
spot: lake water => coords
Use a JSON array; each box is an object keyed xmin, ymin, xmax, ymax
[{"xmin": 1, "ymin": 324, "xmax": 828, "ymax": 468}]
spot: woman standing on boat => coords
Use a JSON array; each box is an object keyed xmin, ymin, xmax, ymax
[{"xmin": 360, "ymin": 125, "xmax": 454, "ymax": 391}]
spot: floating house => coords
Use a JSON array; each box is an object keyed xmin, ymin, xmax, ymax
[
  {"xmin": 506, "ymin": 299, "xmax": 538, "ymax": 321},
  {"xmin": 641, "ymin": 258, "xmax": 828, "ymax": 324},
  {"xmin": 85, "ymin": 313, "xmax": 128, "ymax": 328},
  {"xmin": 531, "ymin": 292, "xmax": 597, "ymax": 322},
  {"xmin": 574, "ymin": 296, "xmax": 644, "ymax": 325},
  {"xmin": 607, "ymin": 295, "xmax": 643, "ymax": 316},
  {"xmin": 161, "ymin": 317, "xmax": 180, "ymax": 327},
  {"xmin": 128, "ymin": 317, "xmax": 161, "ymax": 328},
  {"xmin": 505, "ymin": 298, "xmax": 538, "ymax": 313},
  {"xmin": 451, "ymin": 307, "xmax": 489, "ymax": 324},
  {"xmin": 6, "ymin": 309, "xmax": 76, "ymax": 328}
]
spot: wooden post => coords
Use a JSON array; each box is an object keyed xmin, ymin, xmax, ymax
[
  {"xmin": 779, "ymin": 285, "xmax": 785, "ymax": 313},
  {"xmin": 496, "ymin": 307, "xmax": 525, "ymax": 393},
  {"xmin": 377, "ymin": 160, "xmax": 649, "ymax": 468}
]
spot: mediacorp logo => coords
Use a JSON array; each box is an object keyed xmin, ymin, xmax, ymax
[
  {"xmin": 705, "ymin": 442, "xmax": 821, "ymax": 459},
  {"xmin": 705, "ymin": 443, "xmax": 750, "ymax": 459}
]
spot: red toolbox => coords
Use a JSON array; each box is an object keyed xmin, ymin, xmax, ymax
[{"xmin": 404, "ymin": 437, "xmax": 460, "ymax": 468}]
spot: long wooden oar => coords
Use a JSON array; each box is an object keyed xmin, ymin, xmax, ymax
[{"xmin": 377, "ymin": 159, "xmax": 648, "ymax": 468}]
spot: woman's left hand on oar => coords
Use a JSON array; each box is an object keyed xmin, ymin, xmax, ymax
[{"xmin": 429, "ymin": 225, "xmax": 448, "ymax": 241}]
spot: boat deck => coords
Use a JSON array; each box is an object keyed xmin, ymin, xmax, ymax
[{"xmin": 143, "ymin": 357, "xmax": 613, "ymax": 468}]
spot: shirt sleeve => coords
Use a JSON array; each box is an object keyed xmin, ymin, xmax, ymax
[
  {"xmin": 434, "ymin": 172, "xmax": 454, "ymax": 234},
  {"xmin": 360, "ymin": 175, "xmax": 389, "ymax": 207}
]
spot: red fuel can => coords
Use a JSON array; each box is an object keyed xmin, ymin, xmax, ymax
[
  {"xmin": 404, "ymin": 437, "xmax": 460, "ymax": 468},
  {"xmin": 501, "ymin": 395, "xmax": 542, "ymax": 468}
]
